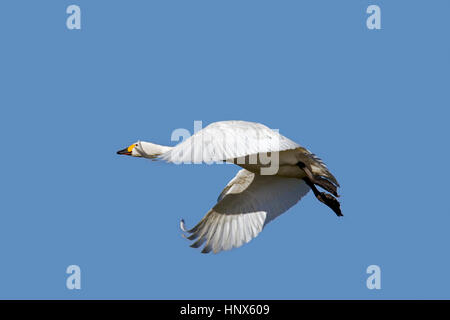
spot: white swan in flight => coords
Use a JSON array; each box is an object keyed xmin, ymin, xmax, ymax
[{"xmin": 117, "ymin": 120, "xmax": 341, "ymax": 254}]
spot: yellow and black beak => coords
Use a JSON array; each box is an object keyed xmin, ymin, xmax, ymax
[{"xmin": 117, "ymin": 144, "xmax": 137, "ymax": 156}]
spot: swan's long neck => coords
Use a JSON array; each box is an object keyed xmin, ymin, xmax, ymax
[{"xmin": 136, "ymin": 141, "xmax": 173, "ymax": 159}]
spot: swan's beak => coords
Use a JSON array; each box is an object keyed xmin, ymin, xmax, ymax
[{"xmin": 116, "ymin": 144, "xmax": 136, "ymax": 156}]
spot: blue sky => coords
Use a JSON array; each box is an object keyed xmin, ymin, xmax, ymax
[{"xmin": 0, "ymin": 0, "xmax": 449, "ymax": 299}]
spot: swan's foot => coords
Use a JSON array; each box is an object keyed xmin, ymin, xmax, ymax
[
  {"xmin": 297, "ymin": 162, "xmax": 342, "ymax": 217},
  {"xmin": 316, "ymin": 191, "xmax": 342, "ymax": 217},
  {"xmin": 311, "ymin": 176, "xmax": 338, "ymax": 197}
]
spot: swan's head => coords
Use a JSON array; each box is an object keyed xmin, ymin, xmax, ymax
[{"xmin": 116, "ymin": 142, "xmax": 142, "ymax": 157}]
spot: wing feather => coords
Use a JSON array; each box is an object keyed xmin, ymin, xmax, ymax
[
  {"xmin": 181, "ymin": 169, "xmax": 310, "ymax": 253},
  {"xmin": 161, "ymin": 121, "xmax": 300, "ymax": 164}
]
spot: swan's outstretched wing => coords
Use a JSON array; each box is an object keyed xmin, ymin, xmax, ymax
[
  {"xmin": 181, "ymin": 169, "xmax": 310, "ymax": 254},
  {"xmin": 161, "ymin": 120, "xmax": 299, "ymax": 163}
]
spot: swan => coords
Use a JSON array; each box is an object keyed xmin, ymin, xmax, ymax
[{"xmin": 117, "ymin": 120, "xmax": 342, "ymax": 254}]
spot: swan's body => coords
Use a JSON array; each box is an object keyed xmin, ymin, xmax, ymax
[{"xmin": 117, "ymin": 120, "xmax": 341, "ymax": 254}]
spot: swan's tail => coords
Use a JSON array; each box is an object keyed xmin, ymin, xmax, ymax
[{"xmin": 298, "ymin": 147, "xmax": 340, "ymax": 188}]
